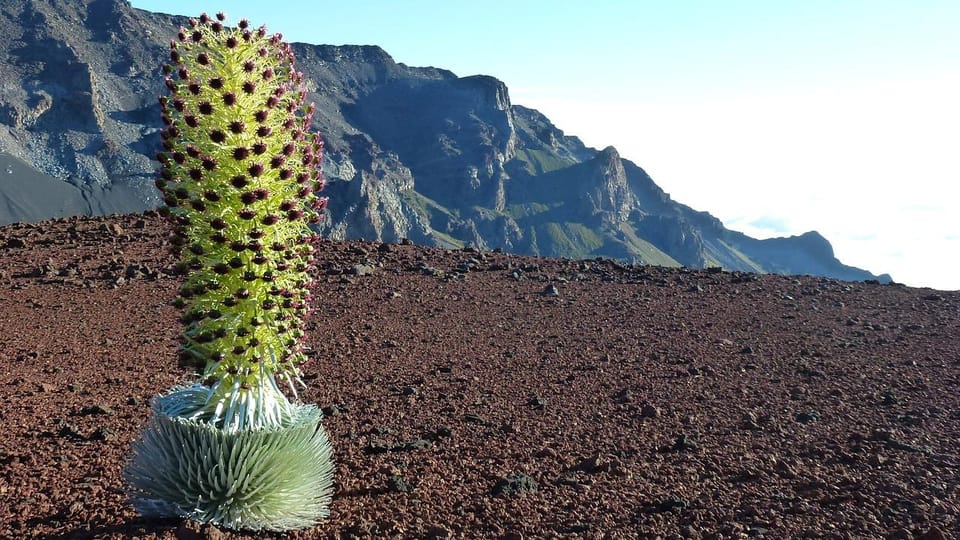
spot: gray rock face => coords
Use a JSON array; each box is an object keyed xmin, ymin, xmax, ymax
[{"xmin": 0, "ymin": 0, "xmax": 890, "ymax": 282}]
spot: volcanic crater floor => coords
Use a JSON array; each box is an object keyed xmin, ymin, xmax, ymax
[{"xmin": 0, "ymin": 213, "xmax": 957, "ymax": 539}]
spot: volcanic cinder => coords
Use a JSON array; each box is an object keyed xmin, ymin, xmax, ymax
[{"xmin": 0, "ymin": 212, "xmax": 957, "ymax": 539}]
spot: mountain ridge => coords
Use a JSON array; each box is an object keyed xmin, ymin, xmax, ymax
[{"xmin": 0, "ymin": 0, "xmax": 892, "ymax": 283}]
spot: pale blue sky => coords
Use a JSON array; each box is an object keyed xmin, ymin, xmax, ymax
[{"xmin": 131, "ymin": 1, "xmax": 960, "ymax": 290}]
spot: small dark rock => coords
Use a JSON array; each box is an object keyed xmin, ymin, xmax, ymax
[
  {"xmin": 541, "ymin": 284, "xmax": 560, "ymax": 297},
  {"xmin": 386, "ymin": 475, "xmax": 414, "ymax": 493},
  {"xmin": 365, "ymin": 441, "xmax": 391, "ymax": 455},
  {"xmin": 395, "ymin": 439, "xmax": 431, "ymax": 452},
  {"xmin": 796, "ymin": 411, "xmax": 820, "ymax": 424},
  {"xmin": 90, "ymin": 426, "xmax": 117, "ymax": 442},
  {"xmin": 79, "ymin": 404, "xmax": 114, "ymax": 416},
  {"xmin": 322, "ymin": 404, "xmax": 342, "ymax": 417},
  {"xmin": 527, "ymin": 395, "xmax": 547, "ymax": 409},
  {"xmin": 492, "ymin": 474, "xmax": 538, "ymax": 496},
  {"xmin": 667, "ymin": 434, "xmax": 698, "ymax": 452},
  {"xmin": 640, "ymin": 403, "xmax": 661, "ymax": 418},
  {"xmin": 655, "ymin": 497, "xmax": 688, "ymax": 513}
]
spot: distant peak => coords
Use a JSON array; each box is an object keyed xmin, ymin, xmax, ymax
[{"xmin": 597, "ymin": 145, "xmax": 621, "ymax": 163}]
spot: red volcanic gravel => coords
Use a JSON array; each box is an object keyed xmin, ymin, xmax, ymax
[{"xmin": 0, "ymin": 213, "xmax": 958, "ymax": 539}]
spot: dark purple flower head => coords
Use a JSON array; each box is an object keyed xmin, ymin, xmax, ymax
[
  {"xmin": 279, "ymin": 200, "xmax": 294, "ymax": 212},
  {"xmin": 212, "ymin": 262, "xmax": 229, "ymax": 274},
  {"xmin": 188, "ymin": 82, "xmax": 201, "ymax": 95},
  {"xmin": 248, "ymin": 163, "xmax": 265, "ymax": 177},
  {"xmin": 242, "ymin": 81, "xmax": 256, "ymax": 94},
  {"xmin": 229, "ymin": 120, "xmax": 245, "ymax": 134},
  {"xmin": 210, "ymin": 232, "xmax": 227, "ymax": 244},
  {"xmin": 226, "ymin": 36, "xmax": 238, "ymax": 48},
  {"xmin": 286, "ymin": 209, "xmax": 303, "ymax": 221},
  {"xmin": 209, "ymin": 129, "xmax": 225, "ymax": 143},
  {"xmin": 243, "ymin": 60, "xmax": 256, "ymax": 73},
  {"xmin": 197, "ymin": 52, "xmax": 210, "ymax": 65},
  {"xmin": 262, "ymin": 68, "xmax": 274, "ymax": 81},
  {"xmin": 230, "ymin": 175, "xmax": 248, "ymax": 189},
  {"xmin": 211, "ymin": 22, "xmax": 223, "ymax": 33},
  {"xmin": 188, "ymin": 168, "xmax": 203, "ymax": 181},
  {"xmin": 238, "ymin": 19, "xmax": 249, "ymax": 29},
  {"xmin": 254, "ymin": 110, "xmax": 269, "ymax": 123},
  {"xmin": 232, "ymin": 147, "xmax": 249, "ymax": 160},
  {"xmin": 199, "ymin": 13, "xmax": 210, "ymax": 24},
  {"xmin": 170, "ymin": 50, "xmax": 181, "ymax": 63},
  {"xmin": 261, "ymin": 214, "xmax": 279, "ymax": 225},
  {"xmin": 172, "ymin": 152, "xmax": 186, "ymax": 164},
  {"xmin": 270, "ymin": 155, "xmax": 286, "ymax": 168},
  {"xmin": 209, "ymin": 77, "xmax": 224, "ymax": 90},
  {"xmin": 266, "ymin": 96, "xmax": 279, "ymax": 108},
  {"xmin": 256, "ymin": 125, "xmax": 272, "ymax": 137},
  {"xmin": 222, "ymin": 92, "xmax": 237, "ymax": 106},
  {"xmin": 165, "ymin": 78, "xmax": 177, "ymax": 92},
  {"xmin": 201, "ymin": 156, "xmax": 217, "ymax": 171},
  {"xmin": 185, "ymin": 115, "xmax": 199, "ymax": 128},
  {"xmin": 249, "ymin": 229, "xmax": 265, "ymax": 239},
  {"xmin": 278, "ymin": 168, "xmax": 293, "ymax": 180},
  {"xmin": 252, "ymin": 142, "xmax": 267, "ymax": 155},
  {"xmin": 240, "ymin": 191, "xmax": 257, "ymax": 205},
  {"xmin": 198, "ymin": 101, "xmax": 214, "ymax": 115},
  {"xmin": 298, "ymin": 185, "xmax": 313, "ymax": 198},
  {"xmin": 192, "ymin": 31, "xmax": 203, "ymax": 43},
  {"xmin": 238, "ymin": 208, "xmax": 257, "ymax": 220},
  {"xmin": 178, "ymin": 67, "xmax": 189, "ymax": 80},
  {"xmin": 210, "ymin": 217, "xmax": 227, "ymax": 230},
  {"xmin": 186, "ymin": 145, "xmax": 201, "ymax": 158},
  {"xmin": 254, "ymin": 188, "xmax": 270, "ymax": 200},
  {"xmin": 190, "ymin": 199, "xmax": 206, "ymax": 211}
]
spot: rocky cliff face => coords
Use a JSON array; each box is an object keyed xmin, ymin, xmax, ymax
[{"xmin": 0, "ymin": 0, "xmax": 890, "ymax": 283}]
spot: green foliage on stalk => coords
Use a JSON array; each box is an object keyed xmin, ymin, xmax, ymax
[
  {"xmin": 125, "ymin": 13, "xmax": 334, "ymax": 532},
  {"xmin": 154, "ymin": 11, "xmax": 327, "ymax": 428}
]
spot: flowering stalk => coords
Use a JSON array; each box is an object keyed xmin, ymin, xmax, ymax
[{"xmin": 125, "ymin": 13, "xmax": 333, "ymax": 531}]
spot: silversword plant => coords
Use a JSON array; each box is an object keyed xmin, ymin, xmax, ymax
[{"xmin": 124, "ymin": 12, "xmax": 334, "ymax": 531}]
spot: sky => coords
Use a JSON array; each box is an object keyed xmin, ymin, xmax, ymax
[{"xmin": 130, "ymin": 1, "xmax": 960, "ymax": 290}]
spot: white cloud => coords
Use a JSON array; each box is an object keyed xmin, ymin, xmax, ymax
[{"xmin": 512, "ymin": 76, "xmax": 960, "ymax": 290}]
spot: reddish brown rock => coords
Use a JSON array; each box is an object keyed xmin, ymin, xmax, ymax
[{"xmin": 0, "ymin": 212, "xmax": 958, "ymax": 538}]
